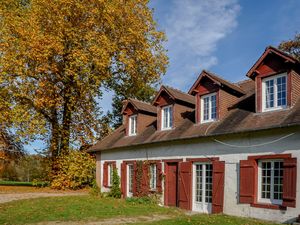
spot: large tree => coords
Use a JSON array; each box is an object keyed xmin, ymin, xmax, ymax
[
  {"xmin": 279, "ymin": 33, "xmax": 300, "ymax": 60},
  {"xmin": 0, "ymin": 0, "xmax": 168, "ymax": 157}
]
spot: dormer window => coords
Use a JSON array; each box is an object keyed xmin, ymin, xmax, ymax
[
  {"xmin": 129, "ymin": 115, "xmax": 137, "ymax": 136},
  {"xmin": 161, "ymin": 105, "xmax": 173, "ymax": 130},
  {"xmin": 201, "ymin": 93, "xmax": 217, "ymax": 123},
  {"xmin": 262, "ymin": 73, "xmax": 287, "ymax": 112}
]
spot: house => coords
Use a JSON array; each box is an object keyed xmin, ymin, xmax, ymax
[{"xmin": 88, "ymin": 46, "xmax": 300, "ymax": 223}]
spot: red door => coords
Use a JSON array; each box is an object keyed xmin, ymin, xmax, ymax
[{"xmin": 166, "ymin": 162, "xmax": 178, "ymax": 206}]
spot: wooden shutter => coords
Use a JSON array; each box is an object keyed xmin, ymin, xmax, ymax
[
  {"xmin": 132, "ymin": 162, "xmax": 137, "ymax": 196},
  {"xmin": 239, "ymin": 159, "xmax": 256, "ymax": 204},
  {"xmin": 156, "ymin": 162, "xmax": 162, "ymax": 192},
  {"xmin": 283, "ymin": 157, "xmax": 297, "ymax": 208},
  {"xmin": 178, "ymin": 161, "xmax": 192, "ymax": 210},
  {"xmin": 121, "ymin": 162, "xmax": 127, "ymax": 198},
  {"xmin": 212, "ymin": 161, "xmax": 225, "ymax": 214},
  {"xmin": 103, "ymin": 162, "xmax": 108, "ymax": 187},
  {"xmin": 141, "ymin": 162, "xmax": 149, "ymax": 195}
]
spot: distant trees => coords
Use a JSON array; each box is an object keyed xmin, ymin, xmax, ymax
[{"xmin": 279, "ymin": 33, "xmax": 300, "ymax": 60}]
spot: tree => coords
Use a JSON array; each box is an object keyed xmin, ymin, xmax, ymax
[
  {"xmin": 278, "ymin": 33, "xmax": 300, "ymax": 61},
  {"xmin": 0, "ymin": 0, "xmax": 168, "ymax": 158}
]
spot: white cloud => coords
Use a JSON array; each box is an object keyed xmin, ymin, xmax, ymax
[{"xmin": 162, "ymin": 0, "xmax": 240, "ymax": 90}]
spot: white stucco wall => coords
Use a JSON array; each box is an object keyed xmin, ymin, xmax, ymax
[{"xmin": 96, "ymin": 127, "xmax": 300, "ymax": 223}]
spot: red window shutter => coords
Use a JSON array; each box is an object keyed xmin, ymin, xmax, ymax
[
  {"xmin": 178, "ymin": 161, "xmax": 192, "ymax": 210},
  {"xmin": 103, "ymin": 162, "xmax": 108, "ymax": 187},
  {"xmin": 141, "ymin": 162, "xmax": 149, "ymax": 195},
  {"xmin": 239, "ymin": 159, "xmax": 256, "ymax": 204},
  {"xmin": 212, "ymin": 161, "xmax": 225, "ymax": 214},
  {"xmin": 121, "ymin": 162, "xmax": 127, "ymax": 198},
  {"xmin": 156, "ymin": 162, "xmax": 162, "ymax": 192},
  {"xmin": 283, "ymin": 157, "xmax": 297, "ymax": 208},
  {"xmin": 132, "ymin": 162, "xmax": 137, "ymax": 196}
]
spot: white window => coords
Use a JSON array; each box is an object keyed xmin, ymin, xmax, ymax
[
  {"xmin": 258, "ymin": 160, "xmax": 283, "ymax": 205},
  {"xmin": 201, "ymin": 93, "xmax": 217, "ymax": 123},
  {"xmin": 108, "ymin": 164, "xmax": 114, "ymax": 187},
  {"xmin": 129, "ymin": 115, "xmax": 137, "ymax": 136},
  {"xmin": 149, "ymin": 164, "xmax": 157, "ymax": 190},
  {"xmin": 127, "ymin": 164, "xmax": 134, "ymax": 196},
  {"xmin": 262, "ymin": 73, "xmax": 287, "ymax": 112},
  {"xmin": 161, "ymin": 105, "xmax": 173, "ymax": 130}
]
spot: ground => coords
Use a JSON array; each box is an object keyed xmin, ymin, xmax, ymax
[{"xmin": 0, "ymin": 186, "xmax": 279, "ymax": 225}]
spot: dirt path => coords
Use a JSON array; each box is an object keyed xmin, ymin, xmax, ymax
[
  {"xmin": 32, "ymin": 214, "xmax": 173, "ymax": 225},
  {"xmin": 0, "ymin": 192, "xmax": 87, "ymax": 204}
]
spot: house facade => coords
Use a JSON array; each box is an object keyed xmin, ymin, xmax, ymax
[{"xmin": 89, "ymin": 46, "xmax": 300, "ymax": 223}]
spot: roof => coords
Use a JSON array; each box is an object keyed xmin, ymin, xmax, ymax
[
  {"xmin": 188, "ymin": 70, "xmax": 245, "ymax": 96},
  {"xmin": 88, "ymin": 78, "xmax": 300, "ymax": 153},
  {"xmin": 246, "ymin": 46, "xmax": 299, "ymax": 78},
  {"xmin": 122, "ymin": 98, "xmax": 157, "ymax": 115},
  {"xmin": 152, "ymin": 85, "xmax": 195, "ymax": 106}
]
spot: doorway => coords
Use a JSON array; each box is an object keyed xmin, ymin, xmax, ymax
[
  {"xmin": 165, "ymin": 162, "xmax": 178, "ymax": 206},
  {"xmin": 192, "ymin": 163, "xmax": 212, "ymax": 213}
]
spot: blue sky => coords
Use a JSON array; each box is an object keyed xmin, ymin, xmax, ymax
[{"xmin": 25, "ymin": 0, "xmax": 300, "ymax": 154}]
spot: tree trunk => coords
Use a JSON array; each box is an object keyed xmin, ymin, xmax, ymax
[
  {"xmin": 60, "ymin": 92, "xmax": 72, "ymax": 154},
  {"xmin": 49, "ymin": 119, "xmax": 60, "ymax": 158}
]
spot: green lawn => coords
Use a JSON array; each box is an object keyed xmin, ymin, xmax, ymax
[{"xmin": 0, "ymin": 195, "xmax": 279, "ymax": 225}]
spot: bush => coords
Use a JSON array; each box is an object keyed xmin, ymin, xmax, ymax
[
  {"xmin": 51, "ymin": 151, "xmax": 95, "ymax": 190},
  {"xmin": 108, "ymin": 168, "xmax": 121, "ymax": 198},
  {"xmin": 89, "ymin": 179, "xmax": 101, "ymax": 196}
]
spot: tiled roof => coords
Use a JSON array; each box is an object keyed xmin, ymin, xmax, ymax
[
  {"xmin": 88, "ymin": 79, "xmax": 300, "ymax": 152},
  {"xmin": 189, "ymin": 70, "xmax": 245, "ymax": 96},
  {"xmin": 162, "ymin": 85, "xmax": 195, "ymax": 105},
  {"xmin": 122, "ymin": 98, "xmax": 157, "ymax": 115}
]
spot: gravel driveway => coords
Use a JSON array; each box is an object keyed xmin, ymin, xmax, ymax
[{"xmin": 0, "ymin": 192, "xmax": 87, "ymax": 204}]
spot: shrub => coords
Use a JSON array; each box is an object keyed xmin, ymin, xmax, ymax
[
  {"xmin": 51, "ymin": 151, "xmax": 95, "ymax": 190},
  {"xmin": 108, "ymin": 168, "xmax": 121, "ymax": 198},
  {"xmin": 89, "ymin": 179, "xmax": 101, "ymax": 196}
]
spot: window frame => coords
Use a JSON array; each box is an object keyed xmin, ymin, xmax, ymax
[
  {"xmin": 108, "ymin": 163, "xmax": 114, "ymax": 187},
  {"xmin": 149, "ymin": 163, "xmax": 157, "ymax": 190},
  {"xmin": 262, "ymin": 73, "xmax": 287, "ymax": 112},
  {"xmin": 257, "ymin": 159, "xmax": 283, "ymax": 206},
  {"xmin": 128, "ymin": 114, "xmax": 137, "ymax": 136},
  {"xmin": 200, "ymin": 92, "xmax": 217, "ymax": 123},
  {"xmin": 161, "ymin": 105, "xmax": 173, "ymax": 130}
]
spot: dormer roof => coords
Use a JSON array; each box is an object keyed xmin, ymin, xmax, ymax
[
  {"xmin": 122, "ymin": 98, "xmax": 157, "ymax": 115},
  {"xmin": 188, "ymin": 70, "xmax": 245, "ymax": 96},
  {"xmin": 152, "ymin": 85, "xmax": 195, "ymax": 106},
  {"xmin": 246, "ymin": 46, "xmax": 299, "ymax": 79}
]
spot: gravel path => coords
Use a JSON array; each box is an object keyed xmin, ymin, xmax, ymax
[
  {"xmin": 0, "ymin": 192, "xmax": 87, "ymax": 204},
  {"xmin": 32, "ymin": 214, "xmax": 173, "ymax": 225}
]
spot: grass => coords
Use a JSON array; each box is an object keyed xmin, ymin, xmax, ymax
[
  {"xmin": 0, "ymin": 180, "xmax": 49, "ymax": 187},
  {"xmin": 0, "ymin": 195, "xmax": 176, "ymax": 224},
  {"xmin": 0, "ymin": 185, "xmax": 88, "ymax": 193},
  {"xmin": 0, "ymin": 195, "xmax": 279, "ymax": 225},
  {"xmin": 133, "ymin": 214, "xmax": 279, "ymax": 225}
]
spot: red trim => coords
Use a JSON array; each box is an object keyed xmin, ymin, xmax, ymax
[
  {"xmin": 251, "ymin": 203, "xmax": 287, "ymax": 210},
  {"xmin": 123, "ymin": 160, "xmax": 136, "ymax": 164},
  {"xmin": 248, "ymin": 154, "xmax": 291, "ymax": 160},
  {"xmin": 147, "ymin": 160, "xmax": 161, "ymax": 163},
  {"xmin": 162, "ymin": 159, "xmax": 183, "ymax": 163},
  {"xmin": 186, "ymin": 157, "xmax": 219, "ymax": 162},
  {"xmin": 105, "ymin": 161, "xmax": 117, "ymax": 164}
]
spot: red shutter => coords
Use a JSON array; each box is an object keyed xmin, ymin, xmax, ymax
[
  {"xmin": 103, "ymin": 162, "xmax": 108, "ymax": 187},
  {"xmin": 132, "ymin": 162, "xmax": 137, "ymax": 196},
  {"xmin": 239, "ymin": 159, "xmax": 256, "ymax": 204},
  {"xmin": 212, "ymin": 161, "xmax": 225, "ymax": 214},
  {"xmin": 156, "ymin": 162, "xmax": 162, "ymax": 192},
  {"xmin": 121, "ymin": 162, "xmax": 127, "ymax": 198},
  {"xmin": 178, "ymin": 161, "xmax": 192, "ymax": 210},
  {"xmin": 141, "ymin": 162, "xmax": 149, "ymax": 195},
  {"xmin": 283, "ymin": 157, "xmax": 297, "ymax": 208}
]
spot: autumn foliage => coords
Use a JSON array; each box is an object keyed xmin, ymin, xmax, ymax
[
  {"xmin": 51, "ymin": 151, "xmax": 95, "ymax": 190},
  {"xmin": 0, "ymin": 0, "xmax": 168, "ymax": 158}
]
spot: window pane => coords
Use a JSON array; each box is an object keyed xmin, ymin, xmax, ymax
[
  {"xmin": 211, "ymin": 95, "xmax": 217, "ymax": 119},
  {"xmin": 273, "ymin": 161, "xmax": 283, "ymax": 201},
  {"xmin": 205, "ymin": 164, "xmax": 213, "ymax": 203},
  {"xmin": 149, "ymin": 164, "xmax": 156, "ymax": 190},
  {"xmin": 162, "ymin": 106, "xmax": 172, "ymax": 129},
  {"xmin": 261, "ymin": 162, "xmax": 271, "ymax": 200},
  {"xmin": 265, "ymin": 80, "xmax": 274, "ymax": 108},
  {"xmin": 195, "ymin": 164, "xmax": 202, "ymax": 202},
  {"xmin": 128, "ymin": 165, "xmax": 134, "ymax": 193},
  {"xmin": 277, "ymin": 76, "xmax": 287, "ymax": 107},
  {"xmin": 203, "ymin": 97, "xmax": 209, "ymax": 121}
]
